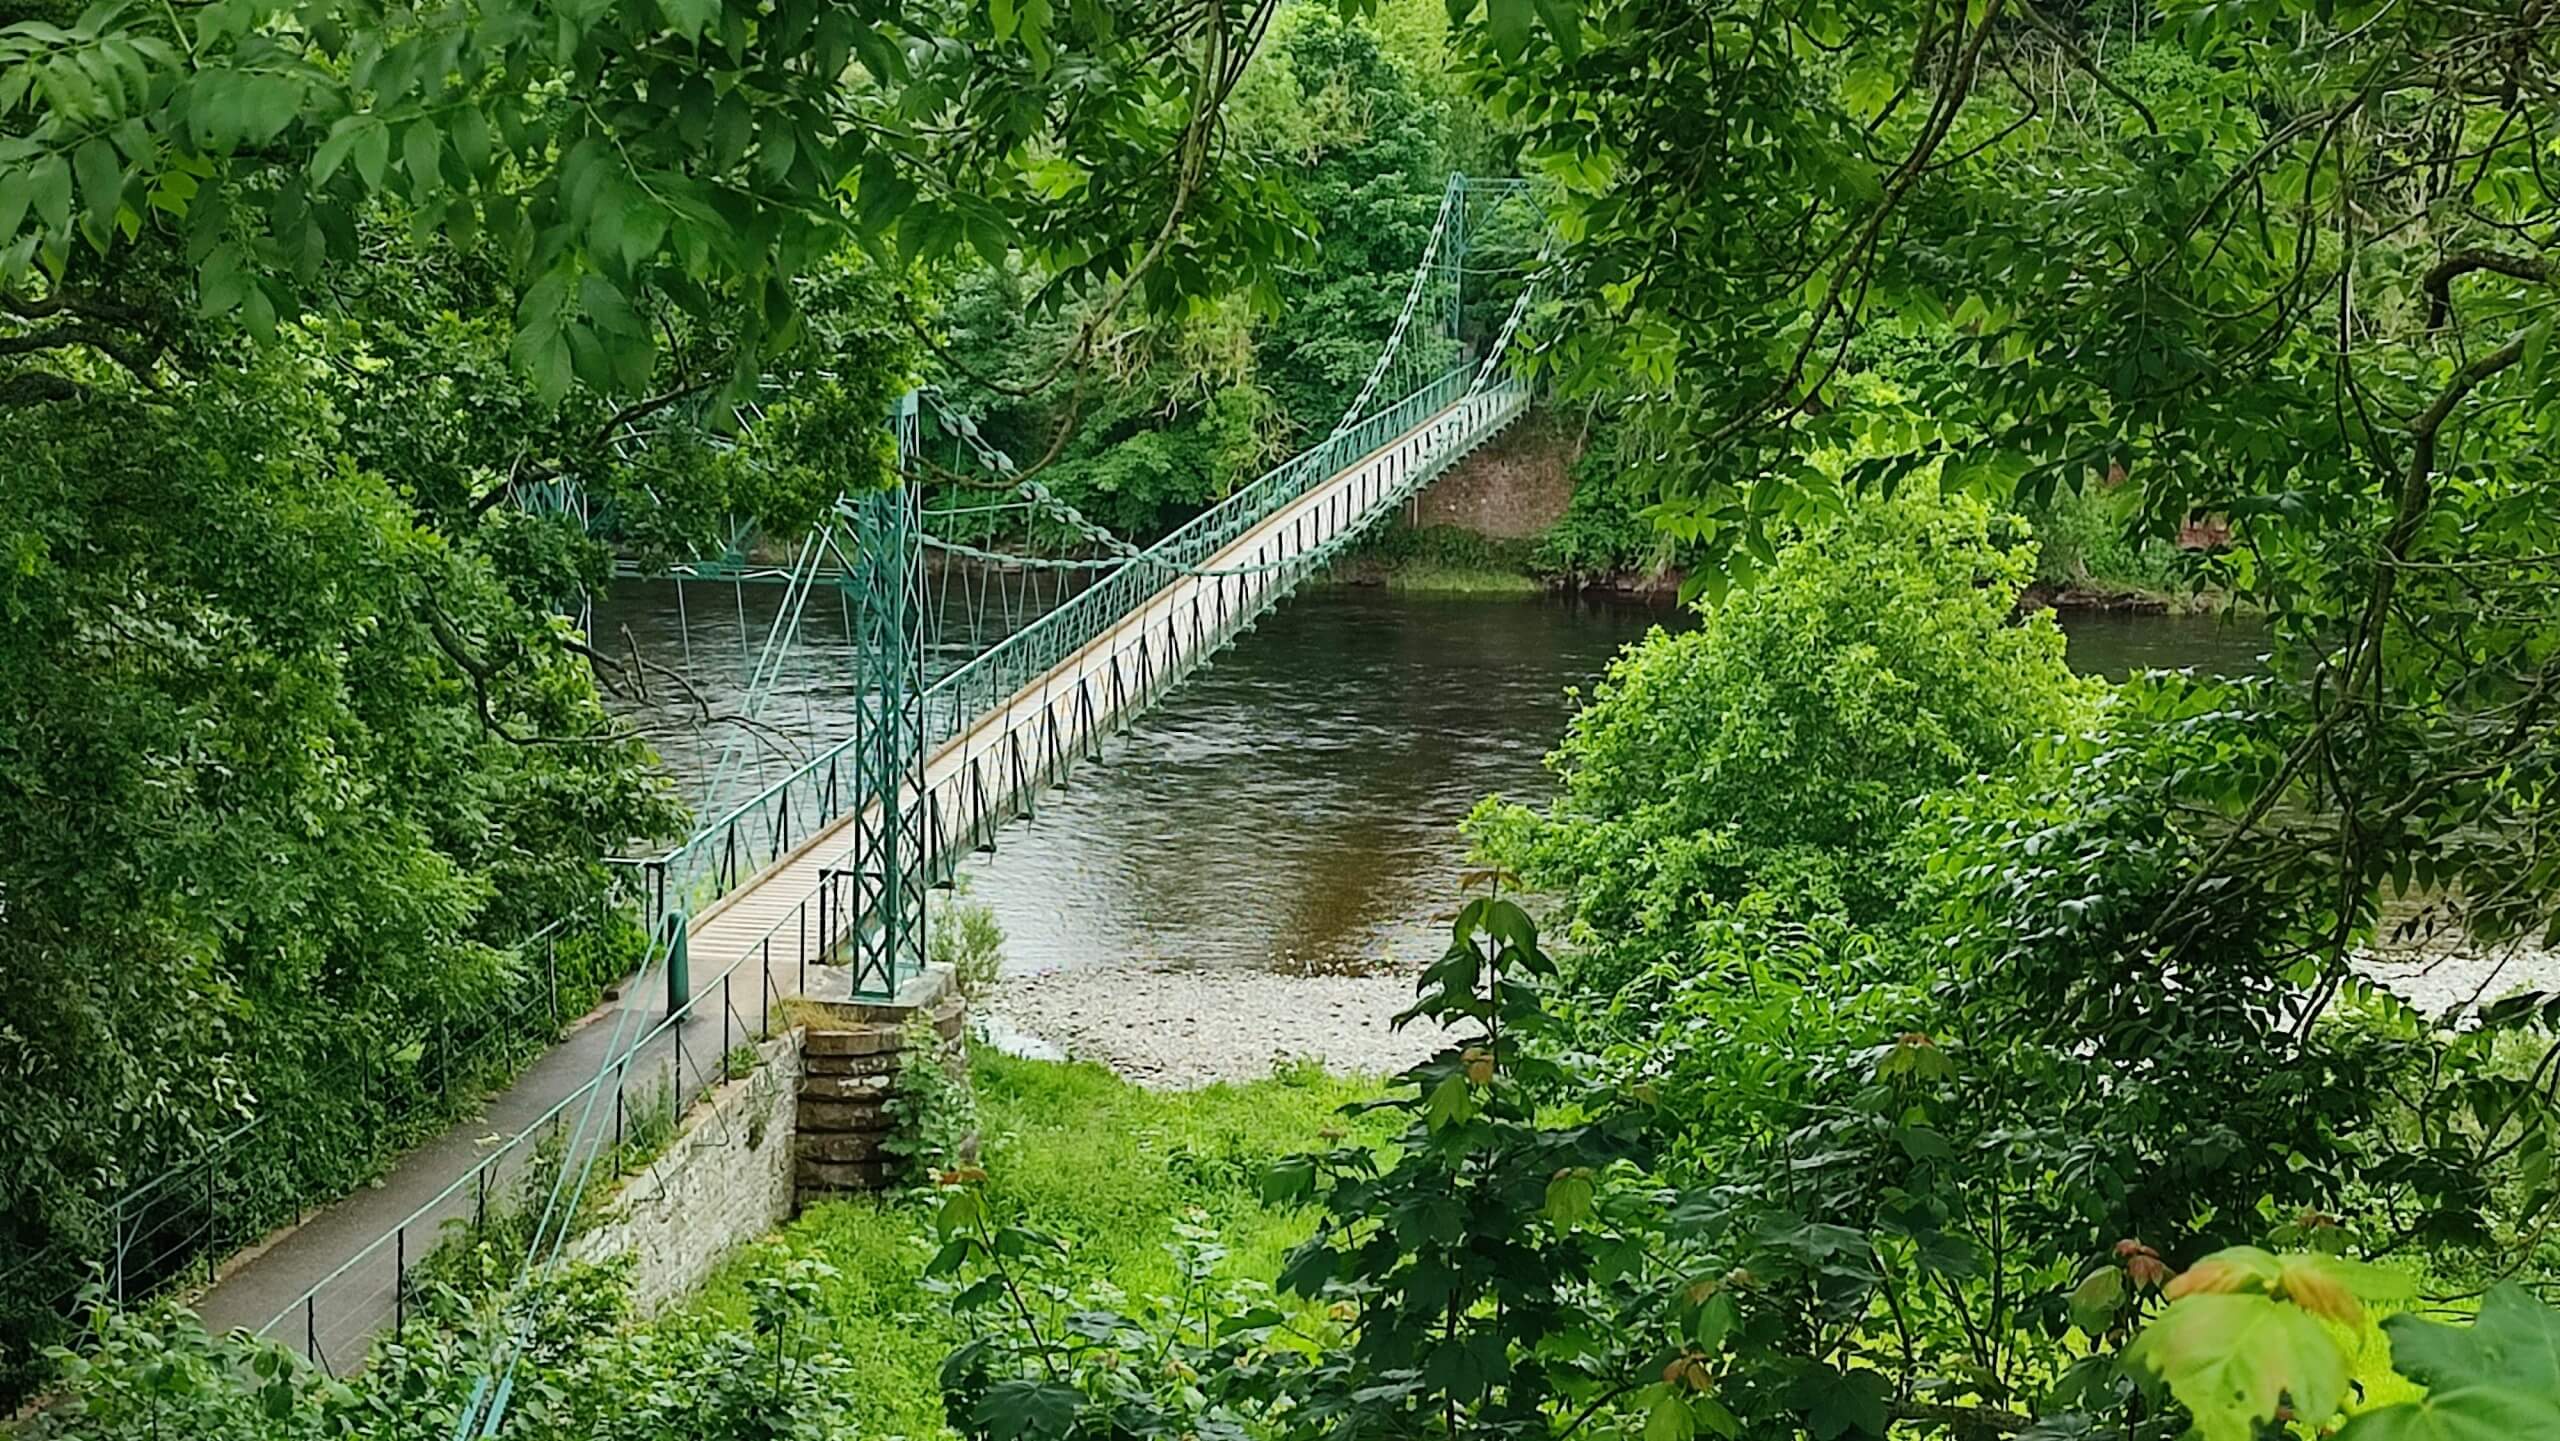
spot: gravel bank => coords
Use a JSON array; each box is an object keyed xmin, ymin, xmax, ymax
[
  {"xmin": 2357, "ymin": 945, "xmax": 2560, "ymax": 1018},
  {"xmin": 984, "ymin": 964, "xmax": 1454, "ymax": 1089},
  {"xmin": 983, "ymin": 946, "xmax": 2560, "ymax": 1092}
]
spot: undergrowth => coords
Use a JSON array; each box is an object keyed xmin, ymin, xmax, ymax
[{"xmin": 671, "ymin": 1052, "xmax": 1392, "ymax": 1437}]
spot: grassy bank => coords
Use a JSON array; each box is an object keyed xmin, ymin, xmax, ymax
[
  {"xmin": 667, "ymin": 1053, "xmax": 1390, "ymax": 1437},
  {"xmin": 1331, "ymin": 524, "xmax": 1547, "ymax": 594}
]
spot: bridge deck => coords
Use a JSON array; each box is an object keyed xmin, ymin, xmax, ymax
[{"xmin": 679, "ymin": 381, "xmax": 1528, "ymax": 993}]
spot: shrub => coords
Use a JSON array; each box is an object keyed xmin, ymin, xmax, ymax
[
  {"xmin": 1473, "ymin": 494, "xmax": 2099, "ymax": 992},
  {"xmin": 30, "ymin": 1256, "xmax": 863, "ymax": 1441},
  {"xmin": 928, "ymin": 884, "xmax": 1006, "ymax": 1006}
]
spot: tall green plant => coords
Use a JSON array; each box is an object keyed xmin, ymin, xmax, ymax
[{"xmin": 1473, "ymin": 495, "xmax": 2097, "ymax": 990}]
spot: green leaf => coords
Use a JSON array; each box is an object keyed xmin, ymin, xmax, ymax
[
  {"xmin": 351, "ymin": 117, "xmax": 389, "ymax": 191},
  {"xmin": 240, "ymin": 282, "xmax": 276, "ymax": 342},
  {"xmin": 310, "ymin": 116, "xmax": 363, "ymax": 183},
  {"xmin": 2382, "ymin": 1282, "xmax": 2560, "ymax": 1395},
  {"xmin": 711, "ymin": 92, "xmax": 752, "ymax": 170},
  {"xmin": 402, "ymin": 121, "xmax": 440, "ymax": 199},
  {"xmin": 71, "ymin": 135, "xmax": 121, "ymax": 247},
  {"xmin": 974, "ymin": 1379, "xmax": 1081, "ymax": 1441},
  {"xmin": 196, "ymin": 244, "xmax": 247, "ymax": 316},
  {"xmin": 1485, "ymin": 0, "xmax": 1535, "ymax": 60},
  {"xmin": 661, "ymin": 0, "xmax": 719, "ymax": 42},
  {"xmin": 1803, "ymin": 1367, "xmax": 1890, "ymax": 1440},
  {"xmin": 1543, "ymin": 1170, "xmax": 1595, "ymax": 1227},
  {"xmin": 1645, "ymin": 1389, "xmax": 1695, "ymax": 1441},
  {"xmin": 1532, "ymin": 0, "xmax": 1579, "ymax": 57},
  {"xmin": 510, "ymin": 319, "xmax": 572, "ymax": 404},
  {"xmin": 2337, "ymin": 1388, "xmax": 2560, "ymax": 1441},
  {"xmin": 2124, "ymin": 1293, "xmax": 2351, "ymax": 1441},
  {"xmin": 2522, "ymin": 316, "xmax": 2554, "ymax": 384},
  {"xmin": 2348, "ymin": 1284, "xmax": 2560, "ymax": 1436},
  {"xmin": 1259, "ymin": 1154, "xmax": 1315, "ymax": 1204},
  {"xmin": 29, "ymin": 153, "xmax": 70, "ymax": 235},
  {"xmin": 0, "ymin": 171, "xmax": 28, "ymax": 246},
  {"xmin": 1693, "ymin": 1289, "xmax": 1737, "ymax": 1353},
  {"xmin": 2068, "ymin": 1266, "xmax": 2124, "ymax": 1335},
  {"xmin": 449, "ymin": 105, "xmax": 491, "ymax": 178},
  {"xmin": 1423, "ymin": 1072, "xmax": 1474, "ymax": 1130}
]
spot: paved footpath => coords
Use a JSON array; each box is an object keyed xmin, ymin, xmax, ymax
[{"xmin": 192, "ymin": 982, "xmax": 745, "ymax": 1368}]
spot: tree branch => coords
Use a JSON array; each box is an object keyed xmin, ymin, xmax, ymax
[{"xmin": 2422, "ymin": 248, "xmax": 2553, "ymax": 330}]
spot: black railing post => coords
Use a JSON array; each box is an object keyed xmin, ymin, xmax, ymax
[
  {"xmin": 394, "ymin": 1225, "xmax": 406, "ymax": 1336},
  {"xmin": 305, "ymin": 1295, "xmax": 318, "ymax": 1367}
]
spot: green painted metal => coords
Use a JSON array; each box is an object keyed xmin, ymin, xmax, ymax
[
  {"xmin": 615, "ymin": 174, "xmax": 1547, "ymax": 960},
  {"xmin": 838, "ymin": 487, "xmax": 927, "ymax": 995}
]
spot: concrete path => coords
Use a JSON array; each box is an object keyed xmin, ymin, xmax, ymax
[{"xmin": 197, "ymin": 984, "xmax": 751, "ymax": 1368}]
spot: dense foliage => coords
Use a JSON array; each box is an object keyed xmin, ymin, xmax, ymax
[
  {"xmin": 16, "ymin": 0, "xmax": 2560, "ymax": 1436},
  {"xmin": 29, "ymin": 1258, "xmax": 867, "ymax": 1441},
  {"xmin": 0, "ymin": 0, "xmax": 1392, "ymax": 1389},
  {"xmin": 938, "ymin": 889, "xmax": 2557, "ymax": 1440},
  {"xmin": 1474, "ymin": 496, "xmax": 2096, "ymax": 988},
  {"xmin": 934, "ymin": 5, "xmax": 1472, "ymax": 537},
  {"xmin": 1460, "ymin": 0, "xmax": 2560, "ymax": 963}
]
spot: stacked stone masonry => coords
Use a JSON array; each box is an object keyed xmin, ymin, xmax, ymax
[
  {"xmin": 563, "ymin": 1028, "xmax": 801, "ymax": 1316},
  {"xmin": 559, "ymin": 966, "xmax": 969, "ymax": 1316},
  {"xmin": 793, "ymin": 966, "xmax": 968, "ymax": 1203}
]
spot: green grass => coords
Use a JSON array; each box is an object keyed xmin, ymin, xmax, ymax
[
  {"xmin": 669, "ymin": 1052, "xmax": 1390, "ymax": 1438},
  {"xmin": 1335, "ymin": 523, "xmax": 1549, "ymax": 594},
  {"xmin": 1376, "ymin": 563, "xmax": 1544, "ymax": 595}
]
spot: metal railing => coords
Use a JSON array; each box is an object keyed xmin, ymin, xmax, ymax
[
  {"xmin": 245, "ymin": 888, "xmax": 861, "ymax": 1370},
  {"xmin": 0, "ymin": 904, "xmax": 626, "ymax": 1364},
  {"xmin": 618, "ymin": 366, "xmax": 1520, "ymax": 940}
]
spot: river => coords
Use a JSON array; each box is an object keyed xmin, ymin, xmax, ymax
[{"xmin": 593, "ymin": 583, "xmax": 2265, "ymax": 978}]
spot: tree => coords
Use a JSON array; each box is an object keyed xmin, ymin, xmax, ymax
[
  {"xmin": 0, "ymin": 0, "xmax": 1326, "ymax": 406},
  {"xmin": 926, "ymin": 5, "xmax": 1474, "ymax": 538},
  {"xmin": 1473, "ymin": 495, "xmax": 2096, "ymax": 990},
  {"xmin": 0, "ymin": 0, "xmax": 1360, "ymax": 1385},
  {"xmin": 0, "ymin": 349, "xmax": 682, "ymax": 1379},
  {"xmin": 1452, "ymin": 0, "xmax": 2560, "ymax": 984}
]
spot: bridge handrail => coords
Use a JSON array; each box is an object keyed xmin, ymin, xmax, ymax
[
  {"xmin": 625, "ymin": 363, "xmax": 1510, "ymax": 925},
  {"xmin": 920, "ymin": 365, "xmax": 1486, "ymax": 743}
]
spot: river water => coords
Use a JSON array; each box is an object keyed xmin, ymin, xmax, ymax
[{"xmin": 592, "ymin": 582, "xmax": 2266, "ymax": 977}]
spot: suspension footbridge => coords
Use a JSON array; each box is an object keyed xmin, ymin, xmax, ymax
[{"xmin": 66, "ymin": 175, "xmax": 1546, "ymax": 1416}]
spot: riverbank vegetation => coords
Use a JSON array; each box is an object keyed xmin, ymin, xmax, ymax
[
  {"xmin": 928, "ymin": 0, "xmax": 2560, "ymax": 1434},
  {"xmin": 23, "ymin": 1054, "xmax": 1388, "ymax": 1441},
  {"xmin": 11, "ymin": 0, "xmax": 2560, "ymax": 1433},
  {"xmin": 0, "ymin": 0, "xmax": 1426, "ymax": 1390}
]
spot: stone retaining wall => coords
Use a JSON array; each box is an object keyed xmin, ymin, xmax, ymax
[
  {"xmin": 560, "ymin": 964, "xmax": 969, "ymax": 1313},
  {"xmin": 564, "ymin": 1029, "xmax": 801, "ymax": 1315}
]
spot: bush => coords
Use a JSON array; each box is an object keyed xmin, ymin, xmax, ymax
[
  {"xmin": 882, "ymin": 1015, "xmax": 980, "ymax": 1187},
  {"xmin": 1530, "ymin": 426, "xmax": 1680, "ymax": 582},
  {"xmin": 2017, "ymin": 482, "xmax": 2196, "ymax": 597},
  {"xmin": 1473, "ymin": 494, "xmax": 2099, "ymax": 991},
  {"xmin": 30, "ymin": 1256, "xmax": 863, "ymax": 1441},
  {"xmin": 928, "ymin": 884, "xmax": 1006, "ymax": 1006}
]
